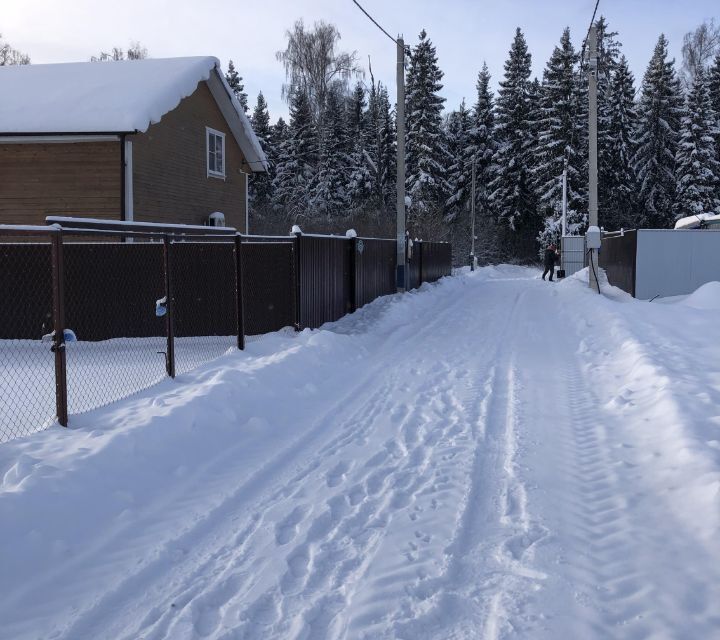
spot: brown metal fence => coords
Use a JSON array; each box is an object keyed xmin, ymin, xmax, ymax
[{"xmin": 1, "ymin": 223, "xmax": 452, "ymax": 443}]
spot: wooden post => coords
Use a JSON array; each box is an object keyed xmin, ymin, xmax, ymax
[
  {"xmin": 51, "ymin": 230, "xmax": 68, "ymax": 427},
  {"xmin": 235, "ymin": 234, "xmax": 245, "ymax": 350},
  {"xmin": 163, "ymin": 235, "xmax": 176, "ymax": 378}
]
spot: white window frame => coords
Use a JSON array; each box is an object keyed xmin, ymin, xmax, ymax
[{"xmin": 206, "ymin": 127, "xmax": 226, "ymax": 179}]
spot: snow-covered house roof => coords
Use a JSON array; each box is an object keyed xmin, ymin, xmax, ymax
[
  {"xmin": 674, "ymin": 212, "xmax": 720, "ymax": 230},
  {"xmin": 0, "ymin": 56, "xmax": 267, "ymax": 172}
]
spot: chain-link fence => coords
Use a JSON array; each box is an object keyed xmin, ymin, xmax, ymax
[
  {"xmin": 1, "ymin": 221, "xmax": 452, "ymax": 445},
  {"xmin": 62, "ymin": 238, "xmax": 168, "ymax": 415},
  {"xmin": 0, "ymin": 234, "xmax": 56, "ymax": 442}
]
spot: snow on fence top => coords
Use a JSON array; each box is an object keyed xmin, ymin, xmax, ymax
[{"xmin": 0, "ymin": 56, "xmax": 267, "ymax": 171}]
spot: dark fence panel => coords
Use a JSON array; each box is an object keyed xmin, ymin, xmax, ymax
[
  {"xmin": 64, "ymin": 243, "xmax": 165, "ymax": 341},
  {"xmin": 63, "ymin": 242, "xmax": 167, "ymax": 415},
  {"xmin": 0, "ymin": 244, "xmax": 53, "ymax": 339},
  {"xmin": 599, "ymin": 231, "xmax": 637, "ymax": 296},
  {"xmin": 242, "ymin": 240, "xmax": 296, "ymax": 335},
  {"xmin": 354, "ymin": 238, "xmax": 396, "ymax": 308},
  {"xmin": 408, "ymin": 242, "xmax": 422, "ymax": 290},
  {"xmin": 297, "ymin": 236, "xmax": 352, "ymax": 329},
  {"xmin": 421, "ymin": 241, "xmax": 452, "ymax": 283},
  {"xmin": 171, "ymin": 241, "xmax": 238, "ymax": 374}
]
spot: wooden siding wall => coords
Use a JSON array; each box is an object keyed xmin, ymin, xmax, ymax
[
  {"xmin": 0, "ymin": 142, "xmax": 122, "ymax": 225},
  {"xmin": 130, "ymin": 81, "xmax": 247, "ymax": 231}
]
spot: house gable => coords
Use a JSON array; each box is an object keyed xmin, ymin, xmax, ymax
[{"xmin": 129, "ymin": 80, "xmax": 248, "ymax": 230}]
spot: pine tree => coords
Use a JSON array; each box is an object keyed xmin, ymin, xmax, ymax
[
  {"xmin": 249, "ymin": 92, "xmax": 273, "ymax": 211},
  {"xmin": 488, "ymin": 28, "xmax": 539, "ymax": 258},
  {"xmin": 675, "ymin": 69, "xmax": 720, "ymax": 217},
  {"xmin": 601, "ymin": 56, "xmax": 639, "ymax": 230},
  {"xmin": 633, "ymin": 35, "xmax": 685, "ymax": 227},
  {"xmin": 226, "ymin": 60, "xmax": 248, "ymax": 113},
  {"xmin": 312, "ymin": 86, "xmax": 350, "ymax": 216},
  {"xmin": 405, "ymin": 29, "xmax": 449, "ymax": 220},
  {"xmin": 272, "ymin": 91, "xmax": 317, "ymax": 219}
]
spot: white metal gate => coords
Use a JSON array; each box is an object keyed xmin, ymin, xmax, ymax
[{"xmin": 561, "ymin": 235, "xmax": 586, "ymax": 276}]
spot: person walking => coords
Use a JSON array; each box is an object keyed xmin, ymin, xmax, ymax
[{"xmin": 542, "ymin": 244, "xmax": 559, "ymax": 281}]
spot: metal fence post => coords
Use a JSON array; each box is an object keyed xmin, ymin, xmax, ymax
[
  {"xmin": 293, "ymin": 230, "xmax": 302, "ymax": 330},
  {"xmin": 235, "ymin": 234, "xmax": 245, "ymax": 350},
  {"xmin": 163, "ymin": 235, "xmax": 176, "ymax": 378},
  {"xmin": 418, "ymin": 239, "xmax": 424, "ymax": 285},
  {"xmin": 348, "ymin": 237, "xmax": 357, "ymax": 314},
  {"xmin": 51, "ymin": 230, "xmax": 68, "ymax": 427}
]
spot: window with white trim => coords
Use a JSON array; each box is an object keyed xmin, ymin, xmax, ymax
[{"xmin": 206, "ymin": 127, "xmax": 226, "ymax": 178}]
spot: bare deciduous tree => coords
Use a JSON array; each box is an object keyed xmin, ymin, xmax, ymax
[
  {"xmin": 681, "ymin": 19, "xmax": 720, "ymax": 85},
  {"xmin": 0, "ymin": 33, "xmax": 30, "ymax": 65},
  {"xmin": 276, "ymin": 19, "xmax": 362, "ymax": 123},
  {"xmin": 91, "ymin": 41, "xmax": 148, "ymax": 62}
]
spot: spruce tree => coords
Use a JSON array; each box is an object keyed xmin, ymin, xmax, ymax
[
  {"xmin": 272, "ymin": 91, "xmax": 317, "ymax": 219},
  {"xmin": 312, "ymin": 86, "xmax": 350, "ymax": 216},
  {"xmin": 444, "ymin": 100, "xmax": 474, "ymax": 220},
  {"xmin": 405, "ymin": 29, "xmax": 449, "ymax": 220},
  {"xmin": 709, "ymin": 53, "xmax": 720, "ymax": 197},
  {"xmin": 534, "ymin": 30, "xmax": 586, "ymax": 212},
  {"xmin": 249, "ymin": 92, "xmax": 273, "ymax": 211},
  {"xmin": 675, "ymin": 69, "xmax": 720, "ymax": 217},
  {"xmin": 488, "ymin": 28, "xmax": 539, "ymax": 258},
  {"xmin": 633, "ymin": 35, "xmax": 685, "ymax": 227},
  {"xmin": 225, "ymin": 60, "xmax": 248, "ymax": 113},
  {"xmin": 346, "ymin": 83, "xmax": 373, "ymax": 210},
  {"xmin": 471, "ymin": 63, "xmax": 496, "ymax": 216},
  {"xmin": 602, "ymin": 57, "xmax": 639, "ymax": 230}
]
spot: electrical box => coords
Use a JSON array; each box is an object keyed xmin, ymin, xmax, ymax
[
  {"xmin": 207, "ymin": 211, "xmax": 226, "ymax": 227},
  {"xmin": 586, "ymin": 225, "xmax": 601, "ymax": 250}
]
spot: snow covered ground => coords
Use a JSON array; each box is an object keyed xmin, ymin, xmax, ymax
[{"xmin": 1, "ymin": 266, "xmax": 720, "ymax": 639}]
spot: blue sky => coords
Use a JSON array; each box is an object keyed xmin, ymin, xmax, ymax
[{"xmin": 3, "ymin": 0, "xmax": 718, "ymax": 121}]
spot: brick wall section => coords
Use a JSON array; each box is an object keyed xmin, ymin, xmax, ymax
[
  {"xmin": 130, "ymin": 81, "xmax": 247, "ymax": 231},
  {"xmin": 0, "ymin": 142, "xmax": 122, "ymax": 225}
]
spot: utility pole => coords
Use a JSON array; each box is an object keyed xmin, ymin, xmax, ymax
[
  {"xmin": 469, "ymin": 157, "xmax": 476, "ymax": 271},
  {"xmin": 396, "ymin": 36, "xmax": 407, "ymax": 292},
  {"xmin": 587, "ymin": 25, "xmax": 600, "ymax": 293}
]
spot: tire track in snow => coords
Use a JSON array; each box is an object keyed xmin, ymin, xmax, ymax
[{"xmin": 49, "ymin": 276, "xmax": 479, "ymax": 640}]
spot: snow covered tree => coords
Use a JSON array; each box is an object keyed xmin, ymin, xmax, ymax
[
  {"xmin": 249, "ymin": 92, "xmax": 273, "ymax": 210},
  {"xmin": 272, "ymin": 90, "xmax": 317, "ymax": 220},
  {"xmin": 709, "ymin": 53, "xmax": 720, "ymax": 196},
  {"xmin": 444, "ymin": 100, "xmax": 474, "ymax": 221},
  {"xmin": 225, "ymin": 60, "xmax": 248, "ymax": 113},
  {"xmin": 488, "ymin": 28, "xmax": 540, "ymax": 258},
  {"xmin": 600, "ymin": 56, "xmax": 639, "ymax": 230},
  {"xmin": 346, "ymin": 83, "xmax": 373, "ymax": 209},
  {"xmin": 405, "ymin": 29, "xmax": 449, "ymax": 219},
  {"xmin": 675, "ymin": 69, "xmax": 720, "ymax": 217},
  {"xmin": 534, "ymin": 28, "xmax": 588, "ymax": 253},
  {"xmin": 365, "ymin": 81, "xmax": 396, "ymax": 215},
  {"xmin": 311, "ymin": 85, "xmax": 350, "ymax": 216},
  {"xmin": 470, "ymin": 63, "xmax": 496, "ymax": 215},
  {"xmin": 633, "ymin": 34, "xmax": 685, "ymax": 228}
]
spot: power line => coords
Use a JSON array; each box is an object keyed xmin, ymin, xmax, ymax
[
  {"xmin": 580, "ymin": 0, "xmax": 601, "ymax": 66},
  {"xmin": 350, "ymin": 0, "xmax": 398, "ymax": 45}
]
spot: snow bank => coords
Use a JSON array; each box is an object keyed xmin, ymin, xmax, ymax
[{"xmin": 677, "ymin": 281, "xmax": 720, "ymax": 310}]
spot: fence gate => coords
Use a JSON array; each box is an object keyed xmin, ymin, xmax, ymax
[{"xmin": 561, "ymin": 235, "xmax": 586, "ymax": 277}]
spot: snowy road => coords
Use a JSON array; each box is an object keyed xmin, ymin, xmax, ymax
[{"xmin": 2, "ymin": 266, "xmax": 720, "ymax": 639}]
